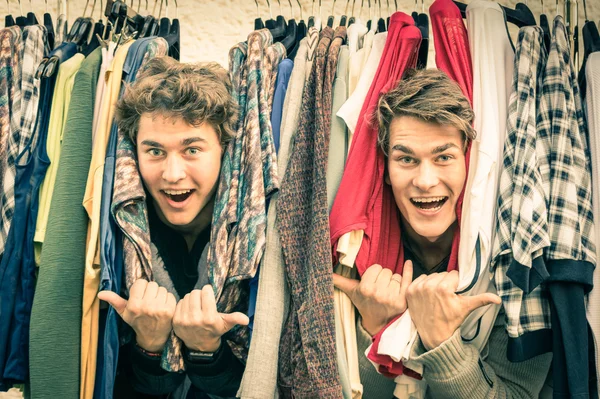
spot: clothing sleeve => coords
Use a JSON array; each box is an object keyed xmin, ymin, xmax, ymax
[
  {"xmin": 184, "ymin": 341, "xmax": 245, "ymax": 397},
  {"xmin": 409, "ymin": 322, "xmax": 552, "ymax": 399},
  {"xmin": 127, "ymin": 342, "xmax": 186, "ymax": 395}
]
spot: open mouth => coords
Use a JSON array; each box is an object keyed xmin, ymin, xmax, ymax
[
  {"xmin": 410, "ymin": 196, "xmax": 448, "ymax": 211},
  {"xmin": 162, "ymin": 189, "xmax": 195, "ymax": 203}
]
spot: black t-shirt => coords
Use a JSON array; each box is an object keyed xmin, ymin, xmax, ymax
[{"xmin": 147, "ymin": 201, "xmax": 211, "ymax": 298}]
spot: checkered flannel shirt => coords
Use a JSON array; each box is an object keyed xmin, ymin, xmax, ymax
[
  {"xmin": 0, "ymin": 26, "xmax": 23, "ymax": 257},
  {"xmin": 492, "ymin": 26, "xmax": 552, "ymax": 340},
  {"xmin": 538, "ymin": 17, "xmax": 596, "ymax": 267}
]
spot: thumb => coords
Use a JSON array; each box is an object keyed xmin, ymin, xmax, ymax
[
  {"xmin": 220, "ymin": 312, "xmax": 250, "ymax": 332},
  {"xmin": 98, "ymin": 290, "xmax": 128, "ymax": 316},
  {"xmin": 462, "ymin": 293, "xmax": 502, "ymax": 314},
  {"xmin": 332, "ymin": 273, "xmax": 360, "ymax": 297}
]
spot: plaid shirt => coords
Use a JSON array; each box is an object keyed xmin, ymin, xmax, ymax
[
  {"xmin": 0, "ymin": 26, "xmax": 23, "ymax": 257},
  {"xmin": 538, "ymin": 17, "xmax": 596, "ymax": 268},
  {"xmin": 492, "ymin": 26, "xmax": 552, "ymax": 358}
]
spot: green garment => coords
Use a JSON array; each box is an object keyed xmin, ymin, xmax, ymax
[{"xmin": 29, "ymin": 47, "xmax": 102, "ymax": 399}]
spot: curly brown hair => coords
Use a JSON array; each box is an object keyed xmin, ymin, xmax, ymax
[
  {"xmin": 116, "ymin": 56, "xmax": 238, "ymax": 147},
  {"xmin": 375, "ymin": 68, "xmax": 476, "ymax": 156}
]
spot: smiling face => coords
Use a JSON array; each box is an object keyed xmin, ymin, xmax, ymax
[
  {"xmin": 386, "ymin": 116, "xmax": 467, "ymax": 243},
  {"xmin": 137, "ymin": 114, "xmax": 223, "ymax": 235}
]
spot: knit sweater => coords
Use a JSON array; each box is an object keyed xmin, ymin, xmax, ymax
[{"xmin": 355, "ymin": 312, "xmax": 552, "ymax": 398}]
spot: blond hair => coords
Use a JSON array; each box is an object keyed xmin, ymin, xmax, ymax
[
  {"xmin": 116, "ymin": 56, "xmax": 238, "ymax": 146},
  {"xmin": 375, "ymin": 68, "xmax": 475, "ymax": 156}
]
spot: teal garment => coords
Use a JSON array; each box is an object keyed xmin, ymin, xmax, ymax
[
  {"xmin": 29, "ymin": 47, "xmax": 102, "ymax": 399},
  {"xmin": 327, "ymin": 45, "xmax": 350, "ymax": 211}
]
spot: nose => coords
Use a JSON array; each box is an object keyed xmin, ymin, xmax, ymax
[
  {"xmin": 412, "ymin": 161, "xmax": 440, "ymax": 192},
  {"xmin": 162, "ymin": 154, "xmax": 186, "ymax": 183}
]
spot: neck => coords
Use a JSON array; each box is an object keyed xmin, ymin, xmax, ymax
[
  {"xmin": 154, "ymin": 197, "xmax": 214, "ymax": 251},
  {"xmin": 401, "ymin": 216, "xmax": 456, "ymax": 272}
]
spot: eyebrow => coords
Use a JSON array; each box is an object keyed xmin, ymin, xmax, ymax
[
  {"xmin": 139, "ymin": 137, "xmax": 207, "ymax": 148},
  {"xmin": 140, "ymin": 140, "xmax": 163, "ymax": 148},
  {"xmin": 390, "ymin": 143, "xmax": 459, "ymax": 155}
]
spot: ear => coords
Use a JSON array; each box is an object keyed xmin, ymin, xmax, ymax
[{"xmin": 384, "ymin": 170, "xmax": 391, "ymax": 186}]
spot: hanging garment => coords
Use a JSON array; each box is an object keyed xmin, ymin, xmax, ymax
[
  {"xmin": 205, "ymin": 29, "xmax": 284, "ymax": 369},
  {"xmin": 0, "ymin": 26, "xmax": 23, "ymax": 259},
  {"xmin": 329, "ymin": 44, "xmax": 359, "ymax": 399},
  {"xmin": 271, "ymin": 59, "xmax": 293, "ymax": 153},
  {"xmin": 538, "ymin": 17, "xmax": 596, "ymax": 398},
  {"xmin": 491, "ymin": 27, "xmax": 552, "ymax": 361},
  {"xmin": 80, "ymin": 39, "xmax": 135, "ymax": 399},
  {"xmin": 94, "ymin": 37, "xmax": 168, "ymax": 399},
  {"xmin": 461, "ymin": 0, "xmax": 514, "ymax": 310},
  {"xmin": 92, "ymin": 42, "xmax": 117, "ymax": 147},
  {"xmin": 277, "ymin": 25, "xmax": 346, "ymax": 399},
  {"xmin": 29, "ymin": 46, "xmax": 102, "ymax": 399},
  {"xmin": 238, "ymin": 29, "xmax": 318, "ymax": 399},
  {"xmin": 33, "ymin": 52, "xmax": 85, "ymax": 262},
  {"xmin": 586, "ymin": 51, "xmax": 600, "ymax": 397},
  {"xmin": 346, "ymin": 20, "xmax": 368, "ymax": 96},
  {"xmin": 1, "ymin": 42, "xmax": 78, "ymax": 391},
  {"xmin": 336, "ymin": 31, "xmax": 386, "ymax": 147}
]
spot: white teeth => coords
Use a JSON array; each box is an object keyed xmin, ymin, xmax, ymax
[
  {"xmin": 412, "ymin": 196, "xmax": 446, "ymax": 203},
  {"xmin": 164, "ymin": 189, "xmax": 192, "ymax": 195}
]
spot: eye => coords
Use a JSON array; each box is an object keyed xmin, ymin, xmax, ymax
[
  {"xmin": 396, "ymin": 156, "xmax": 416, "ymax": 165},
  {"xmin": 147, "ymin": 148, "xmax": 164, "ymax": 157},
  {"xmin": 436, "ymin": 154, "xmax": 454, "ymax": 162},
  {"xmin": 186, "ymin": 147, "xmax": 201, "ymax": 156}
]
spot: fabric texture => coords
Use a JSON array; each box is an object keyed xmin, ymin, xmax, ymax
[
  {"xmin": 0, "ymin": 26, "xmax": 23, "ymax": 258},
  {"xmin": 238, "ymin": 31, "xmax": 318, "ymax": 399},
  {"xmin": 33, "ymin": 53, "xmax": 85, "ymax": 262},
  {"xmin": 94, "ymin": 37, "xmax": 167, "ymax": 399},
  {"xmin": 586, "ymin": 52, "xmax": 600, "ymax": 397},
  {"xmin": 538, "ymin": 17, "xmax": 596, "ymax": 397},
  {"xmin": 276, "ymin": 26, "xmax": 344, "ymax": 399},
  {"xmin": 25, "ymin": 42, "xmax": 84, "ymax": 399},
  {"xmin": 205, "ymin": 28, "xmax": 284, "ymax": 368},
  {"xmin": 81, "ymin": 39, "xmax": 135, "ymax": 399},
  {"xmin": 491, "ymin": 26, "xmax": 553, "ymax": 361},
  {"xmin": 408, "ymin": 312, "xmax": 552, "ymax": 398}
]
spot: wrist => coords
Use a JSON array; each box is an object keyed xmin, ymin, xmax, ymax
[
  {"xmin": 136, "ymin": 335, "xmax": 167, "ymax": 354},
  {"xmin": 185, "ymin": 337, "xmax": 221, "ymax": 353}
]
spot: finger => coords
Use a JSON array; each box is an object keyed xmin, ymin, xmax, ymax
[
  {"xmin": 374, "ymin": 267, "xmax": 393, "ymax": 291},
  {"xmin": 144, "ymin": 281, "xmax": 159, "ymax": 299},
  {"xmin": 190, "ymin": 289, "xmax": 202, "ymax": 316},
  {"xmin": 180, "ymin": 293, "xmax": 191, "ymax": 316},
  {"xmin": 167, "ymin": 292, "xmax": 177, "ymax": 311},
  {"xmin": 97, "ymin": 291, "xmax": 128, "ymax": 316},
  {"xmin": 156, "ymin": 286, "xmax": 168, "ymax": 303},
  {"xmin": 463, "ymin": 293, "xmax": 502, "ymax": 314},
  {"xmin": 361, "ymin": 264, "xmax": 383, "ymax": 285},
  {"xmin": 388, "ymin": 273, "xmax": 402, "ymax": 288},
  {"xmin": 400, "ymin": 260, "xmax": 413, "ymax": 297},
  {"xmin": 424, "ymin": 272, "xmax": 447, "ymax": 289},
  {"xmin": 201, "ymin": 285, "xmax": 218, "ymax": 314},
  {"xmin": 220, "ymin": 312, "xmax": 250, "ymax": 332},
  {"xmin": 129, "ymin": 279, "xmax": 148, "ymax": 300},
  {"xmin": 440, "ymin": 270, "xmax": 460, "ymax": 292},
  {"xmin": 332, "ymin": 273, "xmax": 360, "ymax": 297}
]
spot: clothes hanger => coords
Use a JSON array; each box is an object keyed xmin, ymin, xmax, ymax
[
  {"xmin": 82, "ymin": 0, "xmax": 105, "ymax": 55},
  {"xmin": 326, "ymin": 0, "xmax": 335, "ymax": 28},
  {"xmin": 5, "ymin": 0, "xmax": 16, "ymax": 27},
  {"xmin": 452, "ymin": 0, "xmax": 536, "ymax": 27},
  {"xmin": 164, "ymin": 0, "xmax": 180, "ymax": 60},
  {"xmin": 348, "ymin": 0, "xmax": 356, "ymax": 25},
  {"xmin": 539, "ymin": 0, "xmax": 551, "ymax": 52},
  {"xmin": 376, "ymin": 0, "xmax": 386, "ymax": 32},
  {"xmin": 308, "ymin": 0, "xmax": 316, "ymax": 28},
  {"xmin": 254, "ymin": 0, "xmax": 265, "ymax": 29},
  {"xmin": 15, "ymin": 0, "xmax": 29, "ymax": 27},
  {"xmin": 295, "ymin": 0, "xmax": 306, "ymax": 40},
  {"xmin": 366, "ymin": 0, "xmax": 372, "ymax": 30},
  {"xmin": 277, "ymin": 0, "xmax": 297, "ymax": 56},
  {"xmin": 265, "ymin": 0, "xmax": 286, "ymax": 39},
  {"xmin": 579, "ymin": 0, "xmax": 600, "ymax": 98},
  {"xmin": 385, "ymin": 0, "xmax": 390, "ymax": 29},
  {"xmin": 43, "ymin": 0, "xmax": 55, "ymax": 48},
  {"xmin": 157, "ymin": 0, "xmax": 171, "ymax": 38},
  {"xmin": 26, "ymin": 0, "xmax": 38, "ymax": 25}
]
